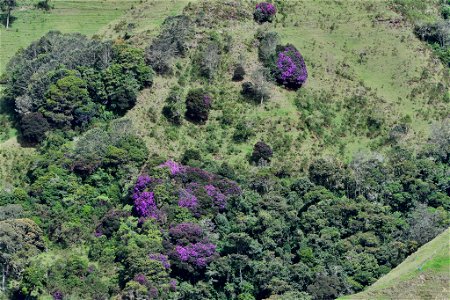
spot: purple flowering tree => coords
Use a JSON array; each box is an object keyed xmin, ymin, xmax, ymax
[
  {"xmin": 254, "ymin": 2, "xmax": 277, "ymax": 23},
  {"xmin": 167, "ymin": 222, "xmax": 218, "ymax": 274},
  {"xmin": 132, "ymin": 175, "xmax": 159, "ymax": 219},
  {"xmin": 274, "ymin": 44, "xmax": 308, "ymax": 90}
]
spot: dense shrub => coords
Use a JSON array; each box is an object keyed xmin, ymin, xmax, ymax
[
  {"xmin": 185, "ymin": 89, "xmax": 212, "ymax": 124},
  {"xmin": 257, "ymin": 31, "xmax": 280, "ymax": 64},
  {"xmin": 250, "ymin": 141, "xmax": 273, "ymax": 163},
  {"xmin": 254, "ymin": 2, "xmax": 277, "ymax": 23},
  {"xmin": 232, "ymin": 64, "xmax": 246, "ymax": 81},
  {"xmin": 233, "ymin": 121, "xmax": 254, "ymax": 142},
  {"xmin": 273, "ymin": 44, "xmax": 308, "ymax": 89},
  {"xmin": 162, "ymin": 88, "xmax": 184, "ymax": 125}
]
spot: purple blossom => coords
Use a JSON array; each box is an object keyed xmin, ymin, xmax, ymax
[
  {"xmin": 149, "ymin": 253, "xmax": 170, "ymax": 269},
  {"xmin": 159, "ymin": 160, "xmax": 185, "ymax": 176},
  {"xmin": 169, "ymin": 279, "xmax": 177, "ymax": 291},
  {"xmin": 254, "ymin": 2, "xmax": 276, "ymax": 23},
  {"xmin": 275, "ymin": 45, "xmax": 308, "ymax": 89},
  {"xmin": 256, "ymin": 2, "xmax": 276, "ymax": 15},
  {"xmin": 175, "ymin": 242, "xmax": 217, "ymax": 267},
  {"xmin": 134, "ymin": 274, "xmax": 147, "ymax": 285},
  {"xmin": 134, "ymin": 175, "xmax": 153, "ymax": 192},
  {"xmin": 133, "ymin": 191, "xmax": 158, "ymax": 218},
  {"xmin": 204, "ymin": 184, "xmax": 227, "ymax": 209},
  {"xmin": 169, "ymin": 222, "xmax": 204, "ymax": 242},
  {"xmin": 178, "ymin": 188, "xmax": 198, "ymax": 210},
  {"xmin": 132, "ymin": 175, "xmax": 159, "ymax": 219},
  {"xmin": 149, "ymin": 287, "xmax": 159, "ymax": 298},
  {"xmin": 52, "ymin": 291, "xmax": 63, "ymax": 300}
]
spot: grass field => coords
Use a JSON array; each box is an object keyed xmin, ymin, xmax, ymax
[
  {"xmin": 0, "ymin": 0, "xmax": 138, "ymax": 73},
  {"xmin": 339, "ymin": 228, "xmax": 450, "ymax": 300}
]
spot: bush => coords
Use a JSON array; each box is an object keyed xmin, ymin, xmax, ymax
[
  {"xmin": 250, "ymin": 141, "xmax": 273, "ymax": 163},
  {"xmin": 273, "ymin": 44, "xmax": 308, "ymax": 90},
  {"xmin": 233, "ymin": 121, "xmax": 254, "ymax": 142},
  {"xmin": 162, "ymin": 88, "xmax": 184, "ymax": 125},
  {"xmin": 185, "ymin": 89, "xmax": 212, "ymax": 124},
  {"xmin": 35, "ymin": 0, "xmax": 52, "ymax": 11},
  {"xmin": 181, "ymin": 149, "xmax": 202, "ymax": 165},
  {"xmin": 232, "ymin": 64, "xmax": 246, "ymax": 81},
  {"xmin": 257, "ymin": 31, "xmax": 280, "ymax": 64},
  {"xmin": 253, "ymin": 2, "xmax": 277, "ymax": 23}
]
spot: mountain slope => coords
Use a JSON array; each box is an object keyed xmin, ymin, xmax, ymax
[{"xmin": 339, "ymin": 228, "xmax": 450, "ymax": 300}]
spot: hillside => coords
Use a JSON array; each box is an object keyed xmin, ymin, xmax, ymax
[
  {"xmin": 0, "ymin": 0, "xmax": 138, "ymax": 73},
  {"xmin": 105, "ymin": 0, "xmax": 449, "ymax": 170},
  {"xmin": 0, "ymin": 0, "xmax": 449, "ymax": 299},
  {"xmin": 339, "ymin": 228, "xmax": 450, "ymax": 300}
]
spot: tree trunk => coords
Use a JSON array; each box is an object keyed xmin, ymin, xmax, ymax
[
  {"xmin": 6, "ymin": 9, "xmax": 10, "ymax": 29},
  {"xmin": 1, "ymin": 264, "xmax": 5, "ymax": 292}
]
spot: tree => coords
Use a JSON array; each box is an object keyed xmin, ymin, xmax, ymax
[
  {"xmin": 35, "ymin": 0, "xmax": 52, "ymax": 11},
  {"xmin": 103, "ymin": 64, "xmax": 140, "ymax": 113},
  {"xmin": 185, "ymin": 89, "xmax": 212, "ymax": 124},
  {"xmin": 241, "ymin": 68, "xmax": 271, "ymax": 105},
  {"xmin": 0, "ymin": 218, "xmax": 44, "ymax": 293},
  {"xmin": 20, "ymin": 112, "xmax": 50, "ymax": 144},
  {"xmin": 1, "ymin": 0, "xmax": 16, "ymax": 28},
  {"xmin": 232, "ymin": 64, "xmax": 246, "ymax": 81},
  {"xmin": 42, "ymin": 74, "xmax": 93, "ymax": 128},
  {"xmin": 250, "ymin": 141, "xmax": 273, "ymax": 164}
]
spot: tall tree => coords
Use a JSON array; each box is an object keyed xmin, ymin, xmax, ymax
[{"xmin": 1, "ymin": 0, "xmax": 16, "ymax": 29}]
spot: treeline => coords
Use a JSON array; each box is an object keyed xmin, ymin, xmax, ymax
[{"xmin": 3, "ymin": 31, "xmax": 152, "ymax": 144}]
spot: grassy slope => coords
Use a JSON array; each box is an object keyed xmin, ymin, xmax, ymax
[
  {"xmin": 110, "ymin": 0, "xmax": 449, "ymax": 177},
  {"xmin": 339, "ymin": 228, "xmax": 450, "ymax": 300},
  {"xmin": 0, "ymin": 0, "xmax": 138, "ymax": 73}
]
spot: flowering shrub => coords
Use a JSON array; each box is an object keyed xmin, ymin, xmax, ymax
[
  {"xmin": 274, "ymin": 44, "xmax": 308, "ymax": 90},
  {"xmin": 149, "ymin": 253, "xmax": 170, "ymax": 269},
  {"xmin": 134, "ymin": 274, "xmax": 148, "ymax": 285},
  {"xmin": 159, "ymin": 160, "xmax": 185, "ymax": 176},
  {"xmin": 254, "ymin": 2, "xmax": 277, "ymax": 23},
  {"xmin": 132, "ymin": 175, "xmax": 159, "ymax": 218},
  {"xmin": 178, "ymin": 188, "xmax": 199, "ymax": 211}
]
